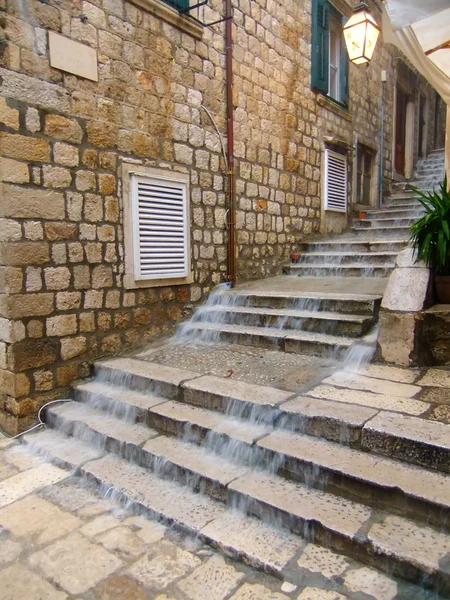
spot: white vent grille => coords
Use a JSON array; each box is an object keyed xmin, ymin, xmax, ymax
[
  {"xmin": 324, "ymin": 149, "xmax": 348, "ymax": 212},
  {"xmin": 132, "ymin": 175, "xmax": 189, "ymax": 280}
]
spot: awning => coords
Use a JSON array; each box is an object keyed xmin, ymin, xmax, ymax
[{"xmin": 382, "ymin": 0, "xmax": 450, "ymax": 105}]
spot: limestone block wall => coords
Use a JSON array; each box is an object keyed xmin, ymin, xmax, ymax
[{"xmin": 0, "ymin": 0, "xmax": 445, "ymax": 432}]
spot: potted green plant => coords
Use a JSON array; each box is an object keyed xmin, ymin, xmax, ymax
[{"xmin": 409, "ymin": 176, "xmax": 450, "ymax": 303}]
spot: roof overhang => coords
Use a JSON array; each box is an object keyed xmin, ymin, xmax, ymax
[{"xmin": 383, "ymin": 0, "xmax": 450, "ymax": 105}]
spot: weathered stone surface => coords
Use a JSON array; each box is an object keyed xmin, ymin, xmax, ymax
[
  {"xmin": 6, "ymin": 242, "xmax": 50, "ymax": 266},
  {"xmin": 7, "ymin": 293, "xmax": 54, "ymax": 319},
  {"xmin": 296, "ymin": 544, "xmax": 349, "ymax": 578},
  {"xmin": 0, "ymin": 132, "xmax": 50, "ymax": 162},
  {"xmin": 0, "ymin": 97, "xmax": 19, "ymax": 130},
  {"xmin": 126, "ymin": 539, "xmax": 200, "ymax": 590},
  {"xmin": 12, "ymin": 339, "xmax": 58, "ymax": 371},
  {"xmin": 0, "ymin": 494, "xmax": 80, "ymax": 544},
  {"xmin": 229, "ymin": 584, "xmax": 288, "ymax": 599},
  {"xmin": 343, "ymin": 567, "xmax": 397, "ymax": 600},
  {"xmin": 45, "ymin": 115, "xmax": 83, "ymax": 143},
  {"xmin": 0, "ymin": 157, "xmax": 30, "ymax": 183},
  {"xmin": 0, "ymin": 464, "xmax": 67, "ymax": 508},
  {"xmin": 362, "ymin": 411, "xmax": 450, "ymax": 472},
  {"xmin": 176, "ymin": 555, "xmax": 245, "ymax": 600},
  {"xmin": 0, "ymin": 564, "xmax": 68, "ymax": 600},
  {"xmin": 60, "ymin": 336, "xmax": 86, "ymax": 360},
  {"xmin": 86, "ymin": 122, "xmax": 118, "ymax": 147},
  {"xmin": 2, "ymin": 184, "xmax": 65, "ymax": 219},
  {"xmin": 46, "ymin": 315, "xmax": 77, "ymax": 337},
  {"xmin": 368, "ymin": 514, "xmax": 450, "ymax": 576},
  {"xmin": 29, "ymin": 531, "xmax": 122, "ymax": 595},
  {"xmin": 378, "ymin": 311, "xmax": 417, "ymax": 367},
  {"xmin": 381, "ymin": 267, "xmax": 431, "ymax": 312},
  {"xmin": 297, "ymin": 590, "xmax": 346, "ymax": 600}
]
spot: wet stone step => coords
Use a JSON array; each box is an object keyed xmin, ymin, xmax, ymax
[
  {"xmin": 294, "ymin": 251, "xmax": 399, "ymax": 265},
  {"xmin": 361, "ymin": 411, "xmax": 450, "ymax": 474},
  {"xmin": 181, "ymin": 322, "xmax": 355, "ymax": 356},
  {"xmin": 304, "ymin": 240, "xmax": 408, "ymax": 253},
  {"xmin": 221, "ymin": 289, "xmax": 383, "ymax": 315},
  {"xmin": 73, "ymin": 380, "xmax": 168, "ymax": 423},
  {"xmin": 144, "ymin": 397, "xmax": 450, "ymax": 528},
  {"xmin": 46, "ymin": 402, "xmax": 160, "ymax": 458},
  {"xmin": 193, "ymin": 305, "xmax": 373, "ymax": 337},
  {"xmin": 286, "ymin": 264, "xmax": 394, "ymax": 278},
  {"xmin": 21, "ymin": 436, "xmax": 431, "ymax": 598}
]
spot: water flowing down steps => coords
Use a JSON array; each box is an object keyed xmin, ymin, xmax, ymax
[{"xmin": 22, "ymin": 356, "xmax": 450, "ymax": 598}]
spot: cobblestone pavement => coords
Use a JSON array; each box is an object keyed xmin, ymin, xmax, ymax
[{"xmin": 0, "ymin": 438, "xmax": 310, "ymax": 600}]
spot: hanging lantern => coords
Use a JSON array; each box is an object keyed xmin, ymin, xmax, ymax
[{"xmin": 343, "ymin": 2, "xmax": 381, "ymax": 65}]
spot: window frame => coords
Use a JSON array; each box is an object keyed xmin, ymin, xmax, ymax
[
  {"xmin": 311, "ymin": 0, "xmax": 349, "ymax": 107},
  {"xmin": 122, "ymin": 163, "xmax": 193, "ymax": 290}
]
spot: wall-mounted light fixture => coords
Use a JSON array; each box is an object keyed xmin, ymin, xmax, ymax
[{"xmin": 343, "ymin": 2, "xmax": 381, "ymax": 65}]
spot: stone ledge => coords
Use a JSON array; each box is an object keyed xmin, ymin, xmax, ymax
[
  {"xmin": 130, "ymin": 0, "xmax": 203, "ymax": 39},
  {"xmin": 317, "ymin": 95, "xmax": 353, "ymax": 122}
]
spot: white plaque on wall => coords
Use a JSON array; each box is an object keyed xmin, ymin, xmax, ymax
[{"xmin": 49, "ymin": 31, "xmax": 98, "ymax": 82}]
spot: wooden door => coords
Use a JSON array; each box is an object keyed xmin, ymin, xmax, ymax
[{"xmin": 395, "ymin": 87, "xmax": 407, "ymax": 176}]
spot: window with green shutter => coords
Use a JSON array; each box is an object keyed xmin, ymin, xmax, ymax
[
  {"xmin": 161, "ymin": 0, "xmax": 189, "ymax": 11},
  {"xmin": 311, "ymin": 0, "xmax": 349, "ymax": 107}
]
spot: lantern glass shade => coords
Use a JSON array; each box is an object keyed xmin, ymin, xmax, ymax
[{"xmin": 343, "ymin": 9, "xmax": 380, "ymax": 64}]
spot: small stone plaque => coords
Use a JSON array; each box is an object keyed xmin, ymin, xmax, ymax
[{"xmin": 49, "ymin": 31, "xmax": 98, "ymax": 82}]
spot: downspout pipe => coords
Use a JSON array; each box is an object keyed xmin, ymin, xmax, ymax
[
  {"xmin": 225, "ymin": 0, "xmax": 236, "ymax": 286},
  {"xmin": 379, "ymin": 77, "xmax": 386, "ymax": 208}
]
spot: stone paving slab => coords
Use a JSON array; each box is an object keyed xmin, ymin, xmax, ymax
[
  {"xmin": 306, "ymin": 384, "xmax": 429, "ymax": 416},
  {"xmin": 0, "ymin": 463, "xmax": 68, "ymax": 508}
]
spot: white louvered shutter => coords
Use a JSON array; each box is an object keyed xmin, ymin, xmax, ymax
[
  {"xmin": 132, "ymin": 175, "xmax": 189, "ymax": 280},
  {"xmin": 324, "ymin": 149, "xmax": 348, "ymax": 212}
]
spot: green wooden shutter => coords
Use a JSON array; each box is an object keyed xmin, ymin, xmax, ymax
[
  {"xmin": 311, "ymin": 0, "xmax": 329, "ymax": 94},
  {"xmin": 340, "ymin": 19, "xmax": 349, "ymax": 106},
  {"xmin": 163, "ymin": 0, "xmax": 189, "ymax": 11}
]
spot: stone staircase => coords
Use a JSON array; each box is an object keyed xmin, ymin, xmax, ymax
[
  {"xmin": 22, "ymin": 357, "xmax": 450, "ymax": 597},
  {"xmin": 179, "ymin": 150, "xmax": 445, "ymax": 357}
]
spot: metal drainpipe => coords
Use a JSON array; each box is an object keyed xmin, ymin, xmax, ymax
[{"xmin": 225, "ymin": 0, "xmax": 236, "ymax": 286}]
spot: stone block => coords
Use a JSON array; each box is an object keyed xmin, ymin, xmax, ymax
[
  {"xmin": 0, "ymin": 266, "xmax": 23, "ymax": 293},
  {"xmin": 11, "ymin": 339, "xmax": 58, "ymax": 371},
  {"xmin": 57, "ymin": 363, "xmax": 79, "ymax": 387},
  {"xmin": 26, "ymin": 108, "xmax": 41, "ymax": 132},
  {"xmin": 84, "ymin": 194, "xmax": 103, "ymax": 221},
  {"xmin": 0, "ymin": 97, "xmax": 19, "ymax": 130},
  {"xmin": 0, "ymin": 564, "xmax": 67, "ymax": 600},
  {"xmin": 2, "ymin": 184, "xmax": 65, "ymax": 220},
  {"xmin": 133, "ymin": 132, "xmax": 158, "ymax": 158},
  {"xmin": 61, "ymin": 336, "xmax": 87, "ymax": 360},
  {"xmin": 85, "ymin": 243, "xmax": 103, "ymax": 263},
  {"xmin": 378, "ymin": 311, "xmax": 417, "ymax": 367},
  {"xmin": 44, "ymin": 222, "xmax": 78, "ymax": 241},
  {"xmin": 54, "ymin": 142, "xmax": 79, "ymax": 167},
  {"xmin": 101, "ymin": 333, "xmax": 121, "ymax": 353},
  {"xmin": 92, "ymin": 265, "xmax": 113, "ymax": 288},
  {"xmin": 56, "ymin": 292, "xmax": 82, "ymax": 311},
  {"xmin": 44, "ymin": 267, "xmax": 71, "ymax": 290},
  {"xmin": 76, "ymin": 170, "xmax": 96, "ymax": 192},
  {"xmin": 74, "ymin": 265, "xmax": 91, "ymax": 289},
  {"xmin": 0, "ymin": 132, "xmax": 50, "ymax": 162},
  {"xmin": 7, "ymin": 293, "xmax": 54, "ymax": 319},
  {"xmin": 0, "ymin": 68, "xmax": 71, "ymax": 113},
  {"xmin": 43, "ymin": 165, "xmax": 72, "ymax": 189},
  {"xmin": 26, "ymin": 267, "xmax": 42, "ymax": 292},
  {"xmin": 5, "ymin": 242, "xmax": 50, "ymax": 266},
  {"xmin": 381, "ymin": 267, "xmax": 432, "ymax": 312},
  {"xmin": 0, "ymin": 157, "xmax": 30, "ymax": 183},
  {"xmin": 46, "ymin": 314, "xmax": 77, "ymax": 337},
  {"xmin": 34, "ymin": 370, "xmax": 54, "ymax": 391},
  {"xmin": 45, "ymin": 115, "xmax": 83, "ymax": 143},
  {"xmin": 28, "ymin": 320, "xmax": 44, "ymax": 338},
  {"xmin": 82, "ymin": 149, "xmax": 98, "ymax": 169},
  {"xmin": 86, "ymin": 122, "xmax": 118, "ymax": 147},
  {"xmin": 24, "ymin": 222, "xmax": 44, "ymax": 241},
  {"xmin": 84, "ymin": 290, "xmax": 103, "ymax": 309},
  {"xmin": 98, "ymin": 173, "xmax": 116, "ymax": 194}
]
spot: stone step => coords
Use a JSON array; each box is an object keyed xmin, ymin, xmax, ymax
[
  {"xmin": 294, "ymin": 251, "xmax": 399, "ymax": 265},
  {"xmin": 304, "ymin": 239, "xmax": 408, "ymax": 253},
  {"xmin": 143, "ymin": 397, "xmax": 450, "ymax": 529},
  {"xmin": 286, "ymin": 264, "xmax": 394, "ymax": 278},
  {"xmin": 94, "ymin": 360, "xmax": 378, "ymax": 444},
  {"xmin": 355, "ymin": 217, "xmax": 417, "ymax": 228},
  {"xmin": 367, "ymin": 208, "xmax": 423, "ymax": 218},
  {"xmin": 351, "ymin": 225, "xmax": 411, "ymax": 236},
  {"xmin": 20, "ymin": 432, "xmax": 437, "ymax": 598},
  {"xmin": 219, "ymin": 289, "xmax": 382, "ymax": 315},
  {"xmin": 191, "ymin": 304, "xmax": 373, "ymax": 337},
  {"xmin": 179, "ymin": 321, "xmax": 355, "ymax": 356}
]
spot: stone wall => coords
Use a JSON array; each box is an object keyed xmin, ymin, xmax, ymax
[{"xmin": 0, "ymin": 0, "xmax": 445, "ymax": 432}]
